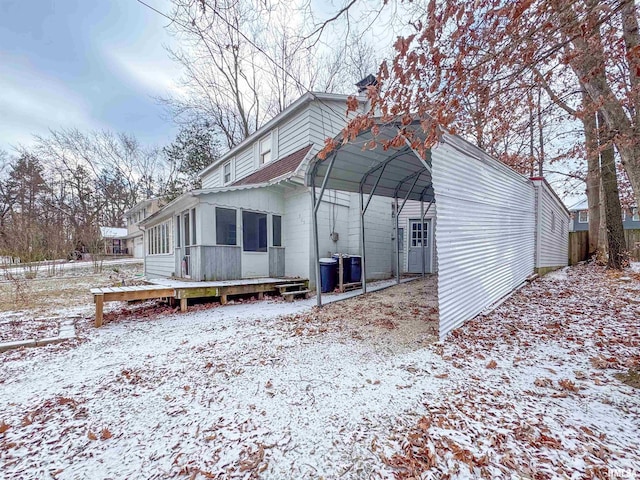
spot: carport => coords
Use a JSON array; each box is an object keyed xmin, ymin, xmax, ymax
[
  {"xmin": 307, "ymin": 119, "xmax": 539, "ymax": 339},
  {"xmin": 308, "ymin": 120, "xmax": 434, "ymax": 298}
]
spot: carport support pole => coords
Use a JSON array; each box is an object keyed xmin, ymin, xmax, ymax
[
  {"xmin": 420, "ymin": 196, "xmax": 425, "ymax": 278},
  {"xmin": 395, "ymin": 196, "xmax": 400, "ymax": 284},
  {"xmin": 311, "ymin": 173, "xmax": 321, "ymax": 307},
  {"xmin": 359, "ymin": 186, "xmax": 367, "ymax": 294},
  {"xmin": 312, "ymin": 154, "xmax": 337, "ymax": 308}
]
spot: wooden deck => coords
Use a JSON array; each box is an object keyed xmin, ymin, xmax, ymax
[{"xmin": 90, "ymin": 278, "xmax": 308, "ymax": 327}]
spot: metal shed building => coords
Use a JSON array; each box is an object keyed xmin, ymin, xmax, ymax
[{"xmin": 307, "ymin": 120, "xmax": 569, "ymax": 339}]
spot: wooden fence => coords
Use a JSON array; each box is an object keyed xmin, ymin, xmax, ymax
[
  {"xmin": 626, "ymin": 229, "xmax": 640, "ymax": 261},
  {"xmin": 568, "ymin": 229, "xmax": 640, "ymax": 265},
  {"xmin": 568, "ymin": 231, "xmax": 589, "ymax": 265}
]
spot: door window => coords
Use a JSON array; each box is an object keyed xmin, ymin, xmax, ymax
[{"xmin": 410, "ymin": 221, "xmax": 429, "ymax": 248}]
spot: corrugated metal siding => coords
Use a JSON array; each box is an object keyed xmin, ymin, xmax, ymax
[
  {"xmin": 535, "ymin": 181, "xmax": 570, "ymax": 268},
  {"xmin": 432, "ymin": 138, "xmax": 536, "ymax": 339}
]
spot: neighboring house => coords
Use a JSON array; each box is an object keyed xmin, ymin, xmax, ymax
[
  {"xmin": 568, "ymin": 199, "xmax": 640, "ymax": 231},
  {"xmin": 123, "ymin": 198, "xmax": 166, "ymax": 258},
  {"xmin": 140, "ymin": 91, "xmax": 392, "ymax": 284},
  {"xmin": 99, "ymin": 227, "xmax": 128, "ymax": 255}
]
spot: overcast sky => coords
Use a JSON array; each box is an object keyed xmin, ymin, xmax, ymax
[{"xmin": 0, "ymin": 0, "xmax": 181, "ymax": 153}]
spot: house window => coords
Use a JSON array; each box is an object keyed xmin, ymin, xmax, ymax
[
  {"xmin": 633, "ymin": 208, "xmax": 640, "ymax": 222},
  {"xmin": 216, "ymin": 207, "xmax": 237, "ymax": 245},
  {"xmin": 148, "ymin": 220, "xmax": 172, "ymax": 255},
  {"xmin": 273, "ymin": 215, "xmax": 282, "ymax": 247},
  {"xmin": 223, "ymin": 161, "xmax": 232, "ymax": 184},
  {"xmin": 578, "ymin": 210, "xmax": 588, "ymax": 223},
  {"xmin": 398, "ymin": 227, "xmax": 404, "ymax": 252},
  {"xmin": 259, "ymin": 135, "xmax": 271, "ymax": 165},
  {"xmin": 243, "ymin": 211, "xmax": 267, "ymax": 252}
]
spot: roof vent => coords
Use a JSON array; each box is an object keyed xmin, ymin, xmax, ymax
[{"xmin": 355, "ymin": 74, "xmax": 378, "ymax": 93}]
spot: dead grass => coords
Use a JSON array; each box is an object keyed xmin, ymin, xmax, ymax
[
  {"xmin": 614, "ymin": 368, "xmax": 640, "ymax": 389},
  {"xmin": 278, "ymin": 276, "xmax": 439, "ymax": 351},
  {"xmin": 0, "ymin": 261, "xmax": 143, "ymax": 343}
]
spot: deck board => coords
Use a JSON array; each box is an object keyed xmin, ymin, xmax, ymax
[{"xmin": 90, "ymin": 278, "xmax": 309, "ymax": 327}]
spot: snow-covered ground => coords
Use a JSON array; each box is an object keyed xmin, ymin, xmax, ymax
[
  {"xmin": 0, "ymin": 257, "xmax": 143, "ymax": 280},
  {"xmin": 0, "ymin": 264, "xmax": 639, "ymax": 479}
]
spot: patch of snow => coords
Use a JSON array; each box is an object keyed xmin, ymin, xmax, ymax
[
  {"xmin": 542, "ymin": 266, "xmax": 569, "ymax": 282},
  {"xmin": 0, "ymin": 266, "xmax": 638, "ymax": 479}
]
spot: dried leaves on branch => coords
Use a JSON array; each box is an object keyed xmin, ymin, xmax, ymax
[{"xmin": 334, "ymin": 0, "xmax": 640, "ymax": 209}]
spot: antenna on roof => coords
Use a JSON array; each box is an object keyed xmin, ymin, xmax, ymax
[{"xmin": 355, "ymin": 74, "xmax": 378, "ymax": 93}]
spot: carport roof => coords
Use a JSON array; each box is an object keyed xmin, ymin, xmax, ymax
[{"xmin": 306, "ymin": 119, "xmax": 434, "ymax": 202}]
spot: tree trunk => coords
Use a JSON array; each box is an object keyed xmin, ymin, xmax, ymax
[
  {"xmin": 582, "ymin": 103, "xmax": 601, "ymax": 257},
  {"xmin": 598, "ymin": 112, "xmax": 627, "ymax": 269},
  {"xmin": 597, "ymin": 181, "xmax": 608, "ymax": 264}
]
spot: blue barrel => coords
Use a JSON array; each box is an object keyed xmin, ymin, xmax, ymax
[
  {"xmin": 319, "ymin": 258, "xmax": 338, "ymax": 293},
  {"xmin": 348, "ymin": 255, "xmax": 362, "ymax": 283},
  {"xmin": 332, "ymin": 254, "xmax": 350, "ymax": 284}
]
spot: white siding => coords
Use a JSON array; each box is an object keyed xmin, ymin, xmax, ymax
[
  {"xmin": 315, "ymin": 190, "xmax": 351, "ymax": 257},
  {"xmin": 348, "ymin": 193, "xmax": 361, "ymax": 256},
  {"xmin": 235, "ymin": 147, "xmax": 257, "ymax": 183},
  {"xmin": 279, "ymin": 110, "xmax": 311, "ymax": 158},
  {"xmin": 307, "ymin": 99, "xmax": 351, "ymax": 154},
  {"xmin": 363, "ymin": 195, "xmax": 393, "ymax": 280},
  {"xmin": 201, "ymin": 165, "xmax": 221, "ymax": 189},
  {"xmin": 145, "ymin": 254, "xmax": 175, "ymax": 278},
  {"xmin": 533, "ymin": 179, "xmax": 570, "ymax": 269},
  {"xmin": 284, "ymin": 188, "xmax": 312, "ymax": 281},
  {"xmin": 397, "ymin": 200, "xmax": 437, "ymax": 273},
  {"xmin": 432, "ymin": 135, "xmax": 536, "ymax": 339}
]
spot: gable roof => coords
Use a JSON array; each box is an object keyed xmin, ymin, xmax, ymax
[
  {"xmin": 232, "ymin": 145, "xmax": 312, "ymax": 186},
  {"xmin": 199, "ymin": 91, "xmax": 359, "ymax": 178}
]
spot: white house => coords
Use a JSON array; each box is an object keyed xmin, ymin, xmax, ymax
[
  {"xmin": 141, "ymin": 87, "xmax": 569, "ymax": 339},
  {"xmin": 140, "ymin": 91, "xmax": 393, "ymax": 284}
]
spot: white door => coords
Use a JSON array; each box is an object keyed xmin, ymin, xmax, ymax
[
  {"xmin": 134, "ymin": 237, "xmax": 144, "ymax": 258},
  {"xmin": 407, "ymin": 219, "xmax": 432, "ymax": 273}
]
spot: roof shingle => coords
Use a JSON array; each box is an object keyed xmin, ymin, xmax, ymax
[{"xmin": 232, "ymin": 145, "xmax": 312, "ymax": 186}]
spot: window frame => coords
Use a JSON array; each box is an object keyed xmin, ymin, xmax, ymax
[
  {"xmin": 242, "ymin": 210, "xmax": 268, "ymax": 253},
  {"xmin": 216, "ymin": 207, "xmax": 237, "ymax": 246},
  {"xmin": 577, "ymin": 210, "xmax": 588, "ymax": 223},
  {"xmin": 147, "ymin": 219, "xmax": 173, "ymax": 255},
  {"xmin": 259, "ymin": 135, "xmax": 271, "ymax": 165},
  {"xmin": 632, "ymin": 208, "xmax": 639, "ymax": 222},
  {"xmin": 272, "ymin": 215, "xmax": 282, "ymax": 247},
  {"xmin": 223, "ymin": 161, "xmax": 232, "ymax": 184}
]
